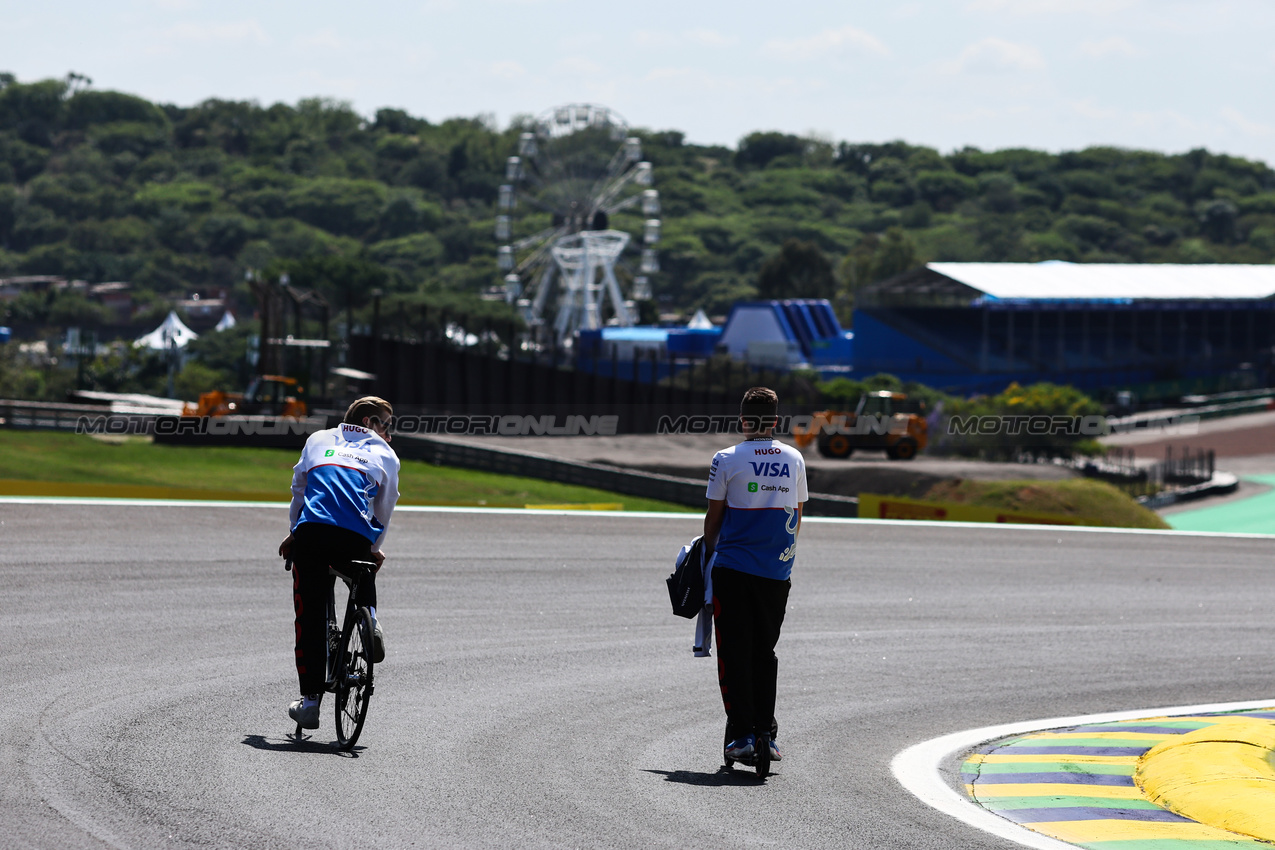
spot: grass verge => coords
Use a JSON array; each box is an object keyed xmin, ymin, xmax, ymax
[
  {"xmin": 0, "ymin": 431, "xmax": 695, "ymax": 513},
  {"xmin": 920, "ymin": 478, "xmax": 1170, "ymax": 529}
]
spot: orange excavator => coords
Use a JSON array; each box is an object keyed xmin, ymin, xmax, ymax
[
  {"xmin": 182, "ymin": 375, "xmax": 307, "ymax": 418},
  {"xmin": 792, "ymin": 391, "xmax": 928, "ymax": 460}
]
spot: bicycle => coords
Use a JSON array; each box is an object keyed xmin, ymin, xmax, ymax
[{"xmin": 286, "ymin": 558, "xmax": 377, "ymax": 750}]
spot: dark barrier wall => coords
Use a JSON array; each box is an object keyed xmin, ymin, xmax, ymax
[{"xmin": 348, "ymin": 334, "xmax": 814, "ymax": 434}]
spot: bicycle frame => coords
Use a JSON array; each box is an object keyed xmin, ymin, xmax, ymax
[
  {"xmin": 324, "ymin": 563, "xmax": 373, "ymax": 693},
  {"xmin": 285, "ymin": 555, "xmax": 376, "ymax": 748}
]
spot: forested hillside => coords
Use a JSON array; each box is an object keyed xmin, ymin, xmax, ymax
[{"xmin": 3, "ymin": 71, "xmax": 1275, "ymax": 337}]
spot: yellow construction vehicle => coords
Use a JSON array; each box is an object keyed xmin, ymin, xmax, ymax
[
  {"xmin": 792, "ymin": 391, "xmax": 928, "ymax": 460},
  {"xmin": 182, "ymin": 375, "xmax": 307, "ymax": 418}
]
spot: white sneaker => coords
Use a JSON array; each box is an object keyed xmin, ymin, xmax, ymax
[
  {"xmin": 288, "ymin": 695, "xmax": 321, "ymax": 729},
  {"xmin": 725, "ymin": 734, "xmax": 755, "ymax": 761},
  {"xmin": 371, "ymin": 617, "xmax": 385, "ymax": 664}
]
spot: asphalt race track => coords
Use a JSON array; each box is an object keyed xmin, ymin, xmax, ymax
[{"xmin": 2, "ymin": 502, "xmax": 1273, "ymax": 849}]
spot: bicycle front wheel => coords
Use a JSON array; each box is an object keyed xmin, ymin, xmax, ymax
[{"xmin": 335, "ymin": 607, "xmax": 375, "ymax": 750}]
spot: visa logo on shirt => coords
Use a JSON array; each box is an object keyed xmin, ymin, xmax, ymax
[{"xmin": 749, "ymin": 461, "xmax": 790, "ymax": 477}]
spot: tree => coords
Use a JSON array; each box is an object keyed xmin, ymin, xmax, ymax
[
  {"xmin": 756, "ymin": 239, "xmax": 836, "ymax": 300},
  {"xmin": 915, "ymin": 170, "xmax": 978, "ymax": 211},
  {"xmin": 65, "ymin": 90, "xmax": 168, "ymax": 129},
  {"xmin": 839, "ymin": 228, "xmax": 921, "ymax": 292},
  {"xmin": 0, "ymin": 78, "xmax": 69, "ymax": 144},
  {"xmin": 267, "ymin": 254, "xmax": 397, "ymax": 311},
  {"xmin": 736, "ymin": 132, "xmax": 806, "ymax": 170}
]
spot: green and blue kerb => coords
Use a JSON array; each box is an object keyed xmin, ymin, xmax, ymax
[{"xmin": 962, "ymin": 710, "xmax": 1275, "ymax": 848}]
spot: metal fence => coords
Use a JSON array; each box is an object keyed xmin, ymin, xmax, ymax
[{"xmin": 1079, "ymin": 446, "xmax": 1217, "ymax": 500}]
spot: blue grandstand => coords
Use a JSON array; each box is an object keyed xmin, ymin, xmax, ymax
[
  {"xmin": 854, "ymin": 262, "xmax": 1275, "ymax": 397},
  {"xmin": 576, "ymin": 298, "xmax": 854, "ymax": 379}
]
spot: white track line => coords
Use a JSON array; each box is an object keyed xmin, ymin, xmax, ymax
[
  {"xmin": 2, "ymin": 497, "xmax": 1271, "ymax": 538},
  {"xmin": 891, "ymin": 698, "xmax": 1275, "ymax": 849},
  {"xmin": 2, "ymin": 497, "xmax": 1274, "ymax": 538},
  {"xmin": 0, "ymin": 496, "xmax": 695, "ymax": 517}
]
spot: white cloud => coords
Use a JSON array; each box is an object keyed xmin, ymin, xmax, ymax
[
  {"xmin": 761, "ymin": 26, "xmax": 890, "ymax": 62},
  {"xmin": 942, "ymin": 37, "xmax": 1046, "ymax": 74},
  {"xmin": 966, "ymin": 0, "xmax": 1140, "ymax": 14},
  {"xmin": 489, "ymin": 60, "xmax": 526, "ymax": 80},
  {"xmin": 686, "ymin": 28, "xmax": 736, "ymax": 47},
  {"xmin": 633, "ymin": 28, "xmax": 736, "ymax": 49},
  {"xmin": 295, "ymin": 28, "xmax": 345, "ymax": 52},
  {"xmin": 633, "ymin": 30, "xmax": 677, "ymax": 48},
  {"xmin": 158, "ymin": 20, "xmax": 269, "ymax": 45},
  {"xmin": 644, "ymin": 66, "xmax": 732, "ymax": 92},
  {"xmin": 758, "ymin": 76, "xmax": 828, "ymax": 96},
  {"xmin": 552, "ymin": 56, "xmax": 604, "ymax": 75},
  {"xmin": 1220, "ymin": 107, "xmax": 1275, "ymax": 138},
  {"xmin": 1079, "ymin": 36, "xmax": 1143, "ymax": 58},
  {"xmin": 1069, "ymin": 98, "xmax": 1202, "ymax": 133}
]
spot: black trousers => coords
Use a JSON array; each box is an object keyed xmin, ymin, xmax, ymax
[
  {"xmin": 291, "ymin": 522, "xmax": 378, "ymax": 695},
  {"xmin": 711, "ymin": 566, "xmax": 790, "ymax": 741}
]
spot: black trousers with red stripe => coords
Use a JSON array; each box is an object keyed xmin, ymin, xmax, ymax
[
  {"xmin": 711, "ymin": 565, "xmax": 790, "ymax": 742},
  {"xmin": 291, "ymin": 522, "xmax": 378, "ymax": 695}
]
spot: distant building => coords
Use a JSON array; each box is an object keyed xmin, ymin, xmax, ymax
[
  {"xmin": 576, "ymin": 298, "xmax": 853, "ymax": 379},
  {"xmin": 717, "ymin": 300, "xmax": 852, "ymax": 371},
  {"xmin": 88, "ymin": 282, "xmax": 133, "ymax": 322},
  {"xmin": 855, "ymin": 262, "xmax": 1275, "ymax": 396},
  {"xmin": 0, "ymin": 275, "xmax": 67, "ymax": 301},
  {"xmin": 174, "ymin": 290, "xmax": 227, "ymax": 321}
]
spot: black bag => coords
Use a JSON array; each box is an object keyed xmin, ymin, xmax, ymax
[{"xmin": 667, "ymin": 537, "xmax": 706, "ymax": 619}]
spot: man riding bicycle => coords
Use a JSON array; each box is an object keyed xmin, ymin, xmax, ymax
[{"xmin": 278, "ymin": 396, "xmax": 400, "ymax": 729}]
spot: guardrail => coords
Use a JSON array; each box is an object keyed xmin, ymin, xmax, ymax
[
  {"xmin": 1107, "ymin": 397, "xmax": 1274, "ymax": 434},
  {"xmin": 0, "ymin": 398, "xmax": 157, "ymax": 433}
]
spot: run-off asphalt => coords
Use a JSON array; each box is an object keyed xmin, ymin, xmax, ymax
[{"xmin": 1, "ymin": 504, "xmax": 1272, "ymax": 849}]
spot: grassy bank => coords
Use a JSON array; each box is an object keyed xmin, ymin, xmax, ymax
[
  {"xmin": 0, "ymin": 431, "xmax": 695, "ymax": 512},
  {"xmin": 920, "ymin": 478, "xmax": 1170, "ymax": 530}
]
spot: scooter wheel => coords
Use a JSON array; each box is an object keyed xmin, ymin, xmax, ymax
[{"xmin": 754, "ymin": 735, "xmax": 771, "ymax": 778}]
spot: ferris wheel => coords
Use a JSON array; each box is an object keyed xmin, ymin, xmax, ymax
[{"xmin": 495, "ymin": 104, "xmax": 660, "ymax": 347}]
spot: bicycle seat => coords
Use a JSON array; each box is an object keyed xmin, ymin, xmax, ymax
[{"xmin": 327, "ymin": 560, "xmax": 378, "ymax": 580}]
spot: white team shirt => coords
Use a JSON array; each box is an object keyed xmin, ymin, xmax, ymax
[
  {"xmin": 289, "ymin": 422, "xmax": 401, "ymax": 551},
  {"xmin": 706, "ymin": 437, "xmax": 808, "ymax": 581}
]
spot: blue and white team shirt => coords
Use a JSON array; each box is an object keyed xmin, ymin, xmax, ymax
[
  {"xmin": 289, "ymin": 422, "xmax": 401, "ymax": 550},
  {"xmin": 706, "ymin": 438, "xmax": 808, "ymax": 581}
]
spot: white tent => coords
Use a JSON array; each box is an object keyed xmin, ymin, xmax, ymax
[
  {"xmin": 214, "ymin": 310, "xmax": 237, "ymax": 331},
  {"xmin": 686, "ymin": 308, "xmax": 713, "ymax": 329},
  {"xmin": 135, "ymin": 311, "xmax": 199, "ymax": 350}
]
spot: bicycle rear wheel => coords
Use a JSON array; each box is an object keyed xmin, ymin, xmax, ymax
[{"xmin": 335, "ymin": 607, "xmax": 375, "ymax": 749}]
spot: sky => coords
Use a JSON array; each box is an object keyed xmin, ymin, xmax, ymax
[{"xmin": 5, "ymin": 0, "xmax": 1275, "ymax": 165}]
